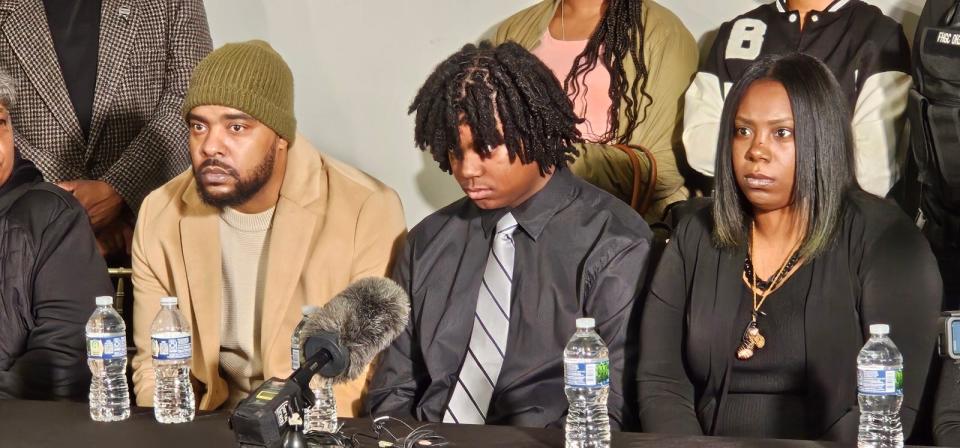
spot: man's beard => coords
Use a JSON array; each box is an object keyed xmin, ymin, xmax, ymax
[{"xmin": 194, "ymin": 144, "xmax": 277, "ymax": 209}]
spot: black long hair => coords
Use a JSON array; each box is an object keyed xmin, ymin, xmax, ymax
[
  {"xmin": 712, "ymin": 53, "xmax": 860, "ymax": 259},
  {"xmin": 409, "ymin": 41, "xmax": 581, "ymax": 175},
  {"xmin": 564, "ymin": 0, "xmax": 650, "ymax": 144}
]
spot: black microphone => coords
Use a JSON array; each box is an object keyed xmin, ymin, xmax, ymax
[{"xmin": 230, "ymin": 277, "xmax": 410, "ymax": 448}]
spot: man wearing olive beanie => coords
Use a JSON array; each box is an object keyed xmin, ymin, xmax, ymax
[{"xmin": 129, "ymin": 40, "xmax": 406, "ymax": 415}]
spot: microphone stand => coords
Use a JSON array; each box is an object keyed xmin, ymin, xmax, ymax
[{"xmin": 231, "ymin": 333, "xmax": 349, "ymax": 448}]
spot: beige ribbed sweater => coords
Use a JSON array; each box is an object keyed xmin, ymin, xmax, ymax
[{"xmin": 218, "ymin": 206, "xmax": 275, "ymax": 409}]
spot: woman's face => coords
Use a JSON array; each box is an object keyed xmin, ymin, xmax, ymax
[
  {"xmin": 0, "ymin": 105, "xmax": 13, "ymax": 187},
  {"xmin": 731, "ymin": 79, "xmax": 796, "ymax": 213}
]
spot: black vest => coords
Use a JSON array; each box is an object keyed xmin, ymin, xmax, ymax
[{"xmin": 910, "ymin": 1, "xmax": 960, "ymax": 232}]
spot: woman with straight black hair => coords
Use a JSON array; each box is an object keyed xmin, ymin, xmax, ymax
[{"xmin": 637, "ymin": 53, "xmax": 941, "ymax": 442}]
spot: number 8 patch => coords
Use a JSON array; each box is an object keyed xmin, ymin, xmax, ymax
[{"xmin": 726, "ymin": 18, "xmax": 768, "ymax": 61}]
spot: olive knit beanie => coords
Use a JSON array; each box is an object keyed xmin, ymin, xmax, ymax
[{"xmin": 183, "ymin": 40, "xmax": 296, "ymax": 144}]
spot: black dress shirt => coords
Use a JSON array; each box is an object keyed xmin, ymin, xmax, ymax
[
  {"xmin": 367, "ymin": 168, "xmax": 652, "ymax": 430},
  {"xmin": 42, "ymin": 0, "xmax": 102, "ymax": 139},
  {"xmin": 638, "ymin": 192, "xmax": 942, "ymax": 442}
]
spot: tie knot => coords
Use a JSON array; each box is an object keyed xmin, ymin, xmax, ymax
[{"xmin": 496, "ymin": 213, "xmax": 518, "ymax": 235}]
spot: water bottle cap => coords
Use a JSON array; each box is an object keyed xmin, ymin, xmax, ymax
[
  {"xmin": 576, "ymin": 318, "xmax": 595, "ymax": 329},
  {"xmin": 870, "ymin": 324, "xmax": 890, "ymax": 335},
  {"xmin": 95, "ymin": 296, "xmax": 113, "ymax": 306},
  {"xmin": 160, "ymin": 296, "xmax": 178, "ymax": 306},
  {"xmin": 301, "ymin": 305, "xmax": 320, "ymax": 316}
]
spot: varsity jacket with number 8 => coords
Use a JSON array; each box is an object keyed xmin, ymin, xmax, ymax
[{"xmin": 682, "ymin": 0, "xmax": 911, "ymax": 197}]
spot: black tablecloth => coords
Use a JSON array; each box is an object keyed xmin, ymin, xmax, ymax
[{"xmin": 0, "ymin": 400, "xmax": 931, "ymax": 447}]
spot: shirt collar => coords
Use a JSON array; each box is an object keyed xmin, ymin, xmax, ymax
[
  {"xmin": 775, "ymin": 0, "xmax": 853, "ymax": 13},
  {"xmin": 479, "ymin": 168, "xmax": 578, "ymax": 241}
]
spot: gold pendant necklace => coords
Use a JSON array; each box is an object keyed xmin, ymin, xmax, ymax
[
  {"xmin": 736, "ymin": 223, "xmax": 801, "ymax": 360},
  {"xmin": 560, "ymin": 0, "xmax": 566, "ymax": 40}
]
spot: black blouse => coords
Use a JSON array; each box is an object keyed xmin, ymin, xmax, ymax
[
  {"xmin": 715, "ymin": 264, "xmax": 811, "ymax": 439},
  {"xmin": 638, "ymin": 192, "xmax": 942, "ymax": 442}
]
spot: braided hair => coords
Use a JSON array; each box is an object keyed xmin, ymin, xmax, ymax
[
  {"xmin": 565, "ymin": 0, "xmax": 651, "ymax": 144},
  {"xmin": 409, "ymin": 41, "xmax": 582, "ymax": 175}
]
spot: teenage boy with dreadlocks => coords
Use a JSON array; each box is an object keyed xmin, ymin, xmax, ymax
[
  {"xmin": 366, "ymin": 41, "xmax": 651, "ymax": 429},
  {"xmin": 490, "ymin": 0, "xmax": 698, "ymax": 223}
]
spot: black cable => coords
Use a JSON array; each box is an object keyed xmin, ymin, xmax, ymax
[
  {"xmin": 370, "ymin": 416, "xmax": 450, "ymax": 448},
  {"xmin": 302, "ymin": 430, "xmax": 358, "ymax": 447}
]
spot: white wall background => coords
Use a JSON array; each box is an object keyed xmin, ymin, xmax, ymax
[{"xmin": 202, "ymin": 0, "xmax": 926, "ymax": 227}]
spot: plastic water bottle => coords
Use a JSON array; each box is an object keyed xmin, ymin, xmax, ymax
[
  {"xmin": 291, "ymin": 305, "xmax": 338, "ymax": 433},
  {"xmin": 290, "ymin": 305, "xmax": 320, "ymax": 371},
  {"xmin": 86, "ymin": 296, "xmax": 130, "ymax": 422},
  {"xmin": 858, "ymin": 324, "xmax": 904, "ymax": 448},
  {"xmin": 564, "ymin": 318, "xmax": 610, "ymax": 448},
  {"xmin": 151, "ymin": 296, "xmax": 195, "ymax": 424}
]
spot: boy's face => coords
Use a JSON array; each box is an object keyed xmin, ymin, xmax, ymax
[{"xmin": 449, "ymin": 123, "xmax": 551, "ymax": 210}]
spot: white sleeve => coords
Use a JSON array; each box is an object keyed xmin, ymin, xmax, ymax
[
  {"xmin": 682, "ymin": 72, "xmax": 728, "ymax": 177},
  {"xmin": 851, "ymin": 71, "xmax": 912, "ymax": 197}
]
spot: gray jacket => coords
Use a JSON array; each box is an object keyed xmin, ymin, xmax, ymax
[{"xmin": 0, "ymin": 0, "xmax": 212, "ymax": 212}]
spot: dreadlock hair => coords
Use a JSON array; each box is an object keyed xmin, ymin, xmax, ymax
[
  {"xmin": 409, "ymin": 41, "xmax": 582, "ymax": 175},
  {"xmin": 565, "ymin": 0, "xmax": 651, "ymax": 144}
]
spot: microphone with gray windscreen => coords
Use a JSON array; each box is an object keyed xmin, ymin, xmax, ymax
[
  {"xmin": 297, "ymin": 276, "xmax": 410, "ymax": 384},
  {"xmin": 230, "ymin": 277, "xmax": 409, "ymax": 448}
]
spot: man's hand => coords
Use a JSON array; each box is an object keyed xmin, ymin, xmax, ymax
[
  {"xmin": 57, "ymin": 180, "xmax": 124, "ymax": 230},
  {"xmin": 95, "ymin": 220, "xmax": 134, "ymax": 257}
]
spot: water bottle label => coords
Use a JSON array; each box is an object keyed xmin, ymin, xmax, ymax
[
  {"xmin": 152, "ymin": 333, "xmax": 192, "ymax": 361},
  {"xmin": 858, "ymin": 366, "xmax": 903, "ymax": 395},
  {"xmin": 565, "ymin": 359, "xmax": 610, "ymax": 388},
  {"xmin": 87, "ymin": 333, "xmax": 126, "ymax": 360}
]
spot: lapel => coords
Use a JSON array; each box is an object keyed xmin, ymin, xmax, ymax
[
  {"xmin": 87, "ymin": 0, "xmax": 138, "ymax": 152},
  {"xmin": 2, "ymin": 0, "xmax": 84, "ymax": 147},
  {"xmin": 178, "ymin": 177, "xmax": 223, "ymax": 384},
  {"xmin": 258, "ymin": 138, "xmax": 322, "ymax": 364},
  {"xmin": 704, "ymin": 245, "xmax": 749, "ymax": 434},
  {"xmin": 804, "ymin": 256, "xmax": 860, "ymax": 436},
  {"xmin": 423, "ymin": 212, "xmax": 489, "ymax": 388}
]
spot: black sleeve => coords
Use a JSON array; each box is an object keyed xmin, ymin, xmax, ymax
[
  {"xmin": 365, "ymin": 238, "xmax": 425, "ymax": 419},
  {"xmin": 637, "ymin": 217, "xmax": 703, "ymax": 434},
  {"xmin": 0, "ymin": 195, "xmax": 113, "ymax": 400},
  {"xmin": 935, "ymin": 359, "xmax": 960, "ymax": 445},
  {"xmin": 857, "ymin": 218, "xmax": 943, "ymax": 438},
  {"xmin": 582, "ymin": 238, "xmax": 651, "ymax": 431}
]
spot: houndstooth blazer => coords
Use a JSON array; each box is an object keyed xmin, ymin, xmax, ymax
[{"xmin": 0, "ymin": 0, "xmax": 212, "ymax": 213}]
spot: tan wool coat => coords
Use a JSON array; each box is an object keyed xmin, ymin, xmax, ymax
[{"xmin": 130, "ymin": 134, "xmax": 406, "ymax": 415}]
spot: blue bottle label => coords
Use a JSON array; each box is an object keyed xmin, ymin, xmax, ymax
[
  {"xmin": 858, "ymin": 366, "xmax": 904, "ymax": 395},
  {"xmin": 565, "ymin": 358, "xmax": 610, "ymax": 388},
  {"xmin": 87, "ymin": 333, "xmax": 126, "ymax": 360},
  {"xmin": 151, "ymin": 332, "xmax": 192, "ymax": 361}
]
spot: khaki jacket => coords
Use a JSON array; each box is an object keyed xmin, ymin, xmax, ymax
[
  {"xmin": 130, "ymin": 135, "xmax": 406, "ymax": 415},
  {"xmin": 490, "ymin": 0, "xmax": 698, "ymax": 221}
]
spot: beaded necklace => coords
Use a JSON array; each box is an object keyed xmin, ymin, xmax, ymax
[{"xmin": 736, "ymin": 223, "xmax": 803, "ymax": 360}]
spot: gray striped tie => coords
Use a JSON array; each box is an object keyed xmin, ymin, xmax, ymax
[{"xmin": 444, "ymin": 213, "xmax": 518, "ymax": 424}]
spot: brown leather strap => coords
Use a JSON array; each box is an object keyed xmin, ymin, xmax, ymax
[{"xmin": 612, "ymin": 143, "xmax": 657, "ymax": 215}]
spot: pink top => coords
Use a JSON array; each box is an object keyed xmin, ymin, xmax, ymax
[{"xmin": 532, "ymin": 30, "xmax": 613, "ymax": 142}]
